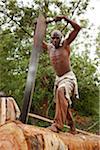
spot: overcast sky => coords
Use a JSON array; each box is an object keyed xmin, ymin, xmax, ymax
[{"xmin": 86, "ymin": 0, "xmax": 100, "ymax": 27}]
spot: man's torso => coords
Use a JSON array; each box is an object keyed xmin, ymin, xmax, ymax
[{"xmin": 48, "ymin": 44, "xmax": 71, "ymax": 76}]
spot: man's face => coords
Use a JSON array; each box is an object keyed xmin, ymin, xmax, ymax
[{"xmin": 51, "ymin": 32, "xmax": 61, "ymax": 49}]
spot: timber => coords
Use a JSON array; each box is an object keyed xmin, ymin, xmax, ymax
[
  {"xmin": 0, "ymin": 121, "xmax": 99, "ymax": 150},
  {"xmin": 28, "ymin": 113, "xmax": 99, "ymax": 138},
  {"xmin": 0, "ymin": 97, "xmax": 21, "ymax": 125},
  {"xmin": 0, "ymin": 97, "xmax": 6, "ymax": 124}
]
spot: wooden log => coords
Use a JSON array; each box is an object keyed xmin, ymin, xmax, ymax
[
  {"xmin": 0, "ymin": 97, "xmax": 6, "ymax": 125},
  {"xmin": 28, "ymin": 113, "xmax": 99, "ymax": 138},
  {"xmin": 0, "ymin": 121, "xmax": 99, "ymax": 150},
  {"xmin": 0, "ymin": 97, "xmax": 20, "ymax": 125}
]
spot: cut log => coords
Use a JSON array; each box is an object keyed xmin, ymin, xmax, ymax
[
  {"xmin": 28, "ymin": 113, "xmax": 99, "ymax": 138},
  {"xmin": 0, "ymin": 97, "xmax": 20, "ymax": 125},
  {"xmin": 0, "ymin": 97, "xmax": 6, "ymax": 124},
  {"xmin": 0, "ymin": 121, "xmax": 99, "ymax": 150}
]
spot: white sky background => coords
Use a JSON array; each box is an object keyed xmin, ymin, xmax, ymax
[
  {"xmin": 85, "ymin": 0, "xmax": 100, "ymax": 58},
  {"xmin": 86, "ymin": 0, "xmax": 100, "ymax": 28}
]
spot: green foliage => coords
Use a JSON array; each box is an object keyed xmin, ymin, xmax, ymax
[
  {"xmin": 0, "ymin": 28, "xmax": 32, "ymax": 106},
  {"xmin": 71, "ymin": 52, "xmax": 99, "ymax": 116}
]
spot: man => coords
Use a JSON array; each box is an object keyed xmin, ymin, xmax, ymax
[{"xmin": 43, "ymin": 16, "xmax": 81, "ymax": 134}]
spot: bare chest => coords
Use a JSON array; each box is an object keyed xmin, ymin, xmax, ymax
[
  {"xmin": 49, "ymin": 48, "xmax": 69, "ymax": 64},
  {"xmin": 48, "ymin": 45, "xmax": 71, "ymax": 76}
]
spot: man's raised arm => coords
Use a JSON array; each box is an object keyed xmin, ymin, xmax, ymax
[
  {"xmin": 42, "ymin": 41, "xmax": 48, "ymax": 50},
  {"xmin": 42, "ymin": 18, "xmax": 56, "ymax": 51},
  {"xmin": 63, "ymin": 16, "xmax": 81, "ymax": 45},
  {"xmin": 54, "ymin": 16, "xmax": 81, "ymax": 45}
]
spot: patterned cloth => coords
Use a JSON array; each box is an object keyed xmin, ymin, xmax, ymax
[{"xmin": 54, "ymin": 71, "xmax": 79, "ymax": 106}]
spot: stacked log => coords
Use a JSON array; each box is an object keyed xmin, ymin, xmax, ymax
[
  {"xmin": 0, "ymin": 121, "xmax": 99, "ymax": 150},
  {"xmin": 0, "ymin": 97, "xmax": 20, "ymax": 125}
]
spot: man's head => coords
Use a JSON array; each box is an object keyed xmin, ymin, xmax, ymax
[{"xmin": 51, "ymin": 30, "xmax": 63, "ymax": 49}]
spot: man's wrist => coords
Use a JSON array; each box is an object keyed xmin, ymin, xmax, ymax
[{"xmin": 64, "ymin": 16, "xmax": 69, "ymax": 22}]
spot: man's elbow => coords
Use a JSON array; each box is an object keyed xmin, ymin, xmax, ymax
[{"xmin": 77, "ymin": 25, "xmax": 81, "ymax": 32}]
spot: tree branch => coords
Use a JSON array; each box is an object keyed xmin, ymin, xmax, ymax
[
  {"xmin": 86, "ymin": 121, "xmax": 99, "ymax": 131},
  {"xmin": 0, "ymin": 10, "xmax": 33, "ymax": 38}
]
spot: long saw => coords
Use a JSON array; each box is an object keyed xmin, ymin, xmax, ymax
[{"xmin": 20, "ymin": 13, "xmax": 46, "ymax": 123}]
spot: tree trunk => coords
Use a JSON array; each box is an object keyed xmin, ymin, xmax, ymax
[{"xmin": 0, "ymin": 121, "xmax": 99, "ymax": 150}]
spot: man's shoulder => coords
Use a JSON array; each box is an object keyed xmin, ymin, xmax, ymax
[
  {"xmin": 47, "ymin": 43, "xmax": 54, "ymax": 49},
  {"xmin": 63, "ymin": 39, "xmax": 70, "ymax": 50}
]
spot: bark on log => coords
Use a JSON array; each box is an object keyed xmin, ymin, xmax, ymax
[{"xmin": 0, "ymin": 121, "xmax": 99, "ymax": 150}]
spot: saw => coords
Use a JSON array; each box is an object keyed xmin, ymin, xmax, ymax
[{"xmin": 20, "ymin": 13, "xmax": 46, "ymax": 123}]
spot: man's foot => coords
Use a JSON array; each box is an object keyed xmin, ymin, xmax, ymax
[
  {"xmin": 68, "ymin": 122, "xmax": 77, "ymax": 134},
  {"xmin": 68, "ymin": 129, "xmax": 77, "ymax": 135},
  {"xmin": 47, "ymin": 124, "xmax": 59, "ymax": 133}
]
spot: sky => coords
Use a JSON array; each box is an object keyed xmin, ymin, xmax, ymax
[{"xmin": 85, "ymin": 0, "xmax": 100, "ymax": 28}]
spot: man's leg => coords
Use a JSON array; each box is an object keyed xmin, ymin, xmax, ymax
[
  {"xmin": 67, "ymin": 108, "xmax": 77, "ymax": 134},
  {"xmin": 48, "ymin": 87, "xmax": 69, "ymax": 132}
]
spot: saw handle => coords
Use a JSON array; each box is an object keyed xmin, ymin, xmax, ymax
[{"xmin": 34, "ymin": 18, "xmax": 60, "ymax": 25}]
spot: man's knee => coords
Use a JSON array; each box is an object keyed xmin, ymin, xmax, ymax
[{"xmin": 57, "ymin": 88, "xmax": 69, "ymax": 107}]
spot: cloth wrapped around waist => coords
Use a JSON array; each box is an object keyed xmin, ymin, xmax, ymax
[{"xmin": 54, "ymin": 71, "xmax": 79, "ymax": 105}]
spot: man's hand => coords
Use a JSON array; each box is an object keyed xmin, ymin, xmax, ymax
[
  {"xmin": 46, "ymin": 16, "xmax": 63, "ymax": 24},
  {"xmin": 45, "ymin": 16, "xmax": 68, "ymax": 24},
  {"xmin": 54, "ymin": 16, "xmax": 69, "ymax": 22},
  {"xmin": 54, "ymin": 16, "xmax": 64, "ymax": 22}
]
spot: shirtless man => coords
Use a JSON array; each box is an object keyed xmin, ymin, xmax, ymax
[{"xmin": 43, "ymin": 16, "xmax": 81, "ymax": 133}]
